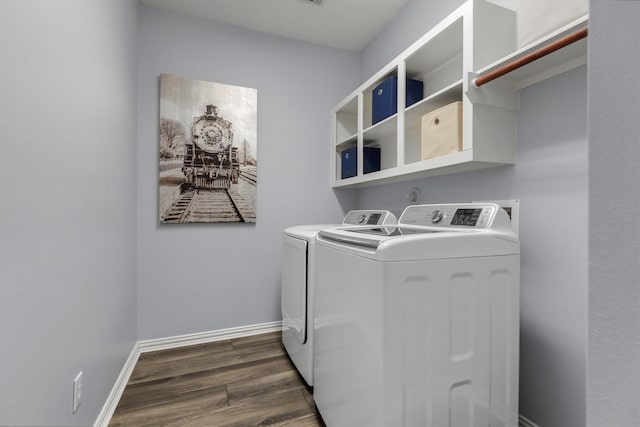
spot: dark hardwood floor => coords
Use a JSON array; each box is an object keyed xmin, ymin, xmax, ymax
[{"xmin": 109, "ymin": 331, "xmax": 325, "ymax": 427}]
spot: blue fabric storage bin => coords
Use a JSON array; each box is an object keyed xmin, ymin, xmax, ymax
[
  {"xmin": 341, "ymin": 147, "xmax": 357, "ymax": 179},
  {"xmin": 372, "ymin": 76, "xmax": 424, "ymax": 125},
  {"xmin": 341, "ymin": 147, "xmax": 381, "ymax": 179},
  {"xmin": 372, "ymin": 77, "xmax": 397, "ymax": 125},
  {"xmin": 362, "ymin": 147, "xmax": 381, "ymax": 175},
  {"xmin": 406, "ymin": 78, "xmax": 424, "ymax": 108}
]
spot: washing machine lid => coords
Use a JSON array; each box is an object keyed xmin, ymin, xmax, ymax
[{"xmin": 317, "ymin": 203, "xmax": 519, "ymax": 261}]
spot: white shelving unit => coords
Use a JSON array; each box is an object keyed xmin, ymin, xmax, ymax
[{"xmin": 331, "ymin": 0, "xmax": 588, "ymax": 188}]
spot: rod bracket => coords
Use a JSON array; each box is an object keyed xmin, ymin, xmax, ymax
[{"xmin": 466, "ymin": 72, "xmax": 519, "ymax": 111}]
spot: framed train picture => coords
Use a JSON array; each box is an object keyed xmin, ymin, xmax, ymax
[{"xmin": 158, "ymin": 73, "xmax": 257, "ymax": 223}]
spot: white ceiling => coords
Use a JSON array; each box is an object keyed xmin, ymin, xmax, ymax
[{"xmin": 140, "ymin": 0, "xmax": 410, "ymax": 52}]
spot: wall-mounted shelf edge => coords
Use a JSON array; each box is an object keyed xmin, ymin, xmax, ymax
[
  {"xmin": 336, "ymin": 134, "xmax": 357, "ymax": 148},
  {"xmin": 332, "ymin": 155, "xmax": 513, "ymax": 188}
]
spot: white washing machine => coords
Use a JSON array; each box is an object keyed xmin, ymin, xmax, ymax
[
  {"xmin": 314, "ymin": 203, "xmax": 520, "ymax": 426},
  {"xmin": 281, "ymin": 210, "xmax": 397, "ymax": 386}
]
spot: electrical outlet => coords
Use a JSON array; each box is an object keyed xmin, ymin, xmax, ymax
[{"xmin": 72, "ymin": 371, "xmax": 83, "ymax": 413}]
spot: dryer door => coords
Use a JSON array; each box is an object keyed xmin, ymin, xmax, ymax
[{"xmin": 282, "ymin": 235, "xmax": 308, "ymax": 344}]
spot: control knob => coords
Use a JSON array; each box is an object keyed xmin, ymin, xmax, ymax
[
  {"xmin": 357, "ymin": 214, "xmax": 367, "ymax": 224},
  {"xmin": 431, "ymin": 209, "xmax": 444, "ymax": 224}
]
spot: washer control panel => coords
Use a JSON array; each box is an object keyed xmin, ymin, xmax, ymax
[
  {"xmin": 343, "ymin": 210, "xmax": 397, "ymax": 226},
  {"xmin": 400, "ymin": 204, "xmax": 497, "ymax": 229}
]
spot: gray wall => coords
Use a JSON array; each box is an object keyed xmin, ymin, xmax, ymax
[
  {"xmin": 356, "ymin": 1, "xmax": 588, "ymax": 425},
  {"xmin": 587, "ymin": 1, "xmax": 640, "ymax": 426},
  {"xmin": 0, "ymin": 1, "xmax": 139, "ymax": 425},
  {"xmin": 136, "ymin": 5, "xmax": 359, "ymax": 340},
  {"xmin": 1, "ymin": 1, "xmax": 636, "ymax": 426},
  {"xmin": 361, "ymin": 0, "xmax": 466, "ymax": 81}
]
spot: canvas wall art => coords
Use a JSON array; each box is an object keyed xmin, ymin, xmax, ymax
[{"xmin": 158, "ymin": 74, "xmax": 257, "ymax": 223}]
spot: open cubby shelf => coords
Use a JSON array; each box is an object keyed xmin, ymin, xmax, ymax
[{"xmin": 331, "ymin": 0, "xmax": 588, "ymax": 188}]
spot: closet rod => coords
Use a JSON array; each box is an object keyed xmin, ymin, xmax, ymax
[{"xmin": 474, "ymin": 27, "xmax": 588, "ymax": 87}]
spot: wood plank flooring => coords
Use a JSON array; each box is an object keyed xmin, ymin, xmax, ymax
[{"xmin": 109, "ymin": 331, "xmax": 325, "ymax": 427}]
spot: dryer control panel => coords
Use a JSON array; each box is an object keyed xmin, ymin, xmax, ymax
[
  {"xmin": 400, "ymin": 203, "xmax": 497, "ymax": 229},
  {"xmin": 343, "ymin": 210, "xmax": 397, "ymax": 226}
]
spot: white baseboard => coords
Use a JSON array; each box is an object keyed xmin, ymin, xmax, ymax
[
  {"xmin": 137, "ymin": 321, "xmax": 283, "ymax": 353},
  {"xmin": 93, "ymin": 321, "xmax": 283, "ymax": 426},
  {"xmin": 93, "ymin": 343, "xmax": 141, "ymax": 427},
  {"xmin": 519, "ymin": 414, "xmax": 542, "ymax": 427}
]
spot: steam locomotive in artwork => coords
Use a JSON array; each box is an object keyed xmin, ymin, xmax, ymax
[{"xmin": 183, "ymin": 105, "xmax": 239, "ymax": 189}]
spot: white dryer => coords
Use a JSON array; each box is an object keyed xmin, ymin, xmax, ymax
[
  {"xmin": 281, "ymin": 210, "xmax": 397, "ymax": 386},
  {"xmin": 314, "ymin": 203, "xmax": 520, "ymax": 426}
]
